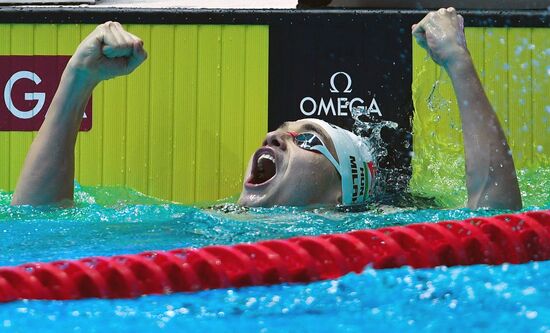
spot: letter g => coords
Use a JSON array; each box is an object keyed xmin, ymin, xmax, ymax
[{"xmin": 4, "ymin": 70, "xmax": 46, "ymax": 119}]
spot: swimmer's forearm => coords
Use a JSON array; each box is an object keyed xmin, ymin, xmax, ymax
[
  {"xmin": 444, "ymin": 52, "xmax": 522, "ymax": 210},
  {"xmin": 11, "ymin": 68, "xmax": 96, "ymax": 206}
]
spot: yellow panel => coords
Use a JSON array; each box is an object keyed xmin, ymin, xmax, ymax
[
  {"xmin": 0, "ymin": 23, "xmax": 269, "ymax": 202},
  {"xmin": 219, "ymin": 26, "xmax": 246, "ymax": 199},
  {"xmin": 148, "ymin": 25, "xmax": 175, "ymax": 199},
  {"xmin": 56, "ymin": 24, "xmax": 82, "ymax": 179},
  {"xmin": 172, "ymin": 25, "xmax": 198, "ymax": 203},
  {"xmin": 412, "ymin": 27, "xmax": 550, "ymax": 204},
  {"xmin": 195, "ymin": 25, "xmax": 222, "ymax": 202},
  {"xmin": 243, "ymin": 26, "xmax": 269, "ymax": 174},
  {"xmin": 411, "ymin": 30, "xmax": 484, "ymax": 203},
  {"xmin": 466, "ymin": 28, "xmax": 486, "ymax": 81},
  {"xmin": 102, "ymin": 75, "xmax": 127, "ymax": 185},
  {"xmin": 9, "ymin": 24, "xmax": 34, "ymax": 190},
  {"xmin": 0, "ymin": 24, "xmax": 10, "ymax": 191},
  {"xmin": 32, "ymin": 24, "xmax": 58, "ymax": 143},
  {"xmin": 125, "ymin": 24, "xmax": 151, "ymax": 193},
  {"xmin": 484, "ymin": 28, "xmax": 509, "ymax": 134},
  {"xmin": 79, "ymin": 24, "xmax": 104, "ymax": 185},
  {"xmin": 507, "ymin": 28, "xmax": 533, "ymax": 168},
  {"xmin": 532, "ymin": 29, "xmax": 550, "ymax": 165},
  {"xmin": 435, "ymin": 62, "xmax": 461, "ymax": 158},
  {"xmin": 409, "ymin": 32, "xmax": 439, "ymax": 195}
]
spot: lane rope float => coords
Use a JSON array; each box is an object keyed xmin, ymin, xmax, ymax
[{"xmin": 1, "ymin": 210, "xmax": 549, "ymax": 302}]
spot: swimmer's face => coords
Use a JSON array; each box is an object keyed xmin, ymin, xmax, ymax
[{"xmin": 238, "ymin": 119, "xmax": 341, "ymax": 207}]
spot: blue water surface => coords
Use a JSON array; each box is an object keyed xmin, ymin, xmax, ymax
[{"xmin": 0, "ymin": 186, "xmax": 549, "ymax": 332}]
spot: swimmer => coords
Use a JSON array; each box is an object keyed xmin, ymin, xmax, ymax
[{"xmin": 10, "ymin": 8, "xmax": 522, "ymax": 210}]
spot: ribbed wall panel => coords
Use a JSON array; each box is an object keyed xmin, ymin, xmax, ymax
[
  {"xmin": 0, "ymin": 24, "xmax": 269, "ymax": 203},
  {"xmin": 0, "ymin": 24, "xmax": 11, "ymax": 192},
  {"xmin": 9, "ymin": 25, "xmax": 34, "ymax": 191},
  {"xmin": 411, "ymin": 27, "xmax": 550, "ymax": 198},
  {"xmin": 532, "ymin": 29, "xmax": 550, "ymax": 166}
]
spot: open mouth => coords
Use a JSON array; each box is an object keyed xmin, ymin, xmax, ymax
[{"xmin": 247, "ymin": 149, "xmax": 277, "ymax": 186}]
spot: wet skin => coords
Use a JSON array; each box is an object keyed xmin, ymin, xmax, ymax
[{"xmin": 238, "ymin": 119, "xmax": 342, "ymax": 207}]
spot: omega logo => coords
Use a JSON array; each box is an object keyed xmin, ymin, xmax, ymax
[
  {"xmin": 299, "ymin": 71, "xmax": 382, "ymax": 118},
  {"xmin": 329, "ymin": 71, "xmax": 353, "ymax": 93},
  {"xmin": 4, "ymin": 70, "xmax": 46, "ymax": 119}
]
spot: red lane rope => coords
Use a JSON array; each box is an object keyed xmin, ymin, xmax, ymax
[{"xmin": 2, "ymin": 210, "xmax": 550, "ymax": 302}]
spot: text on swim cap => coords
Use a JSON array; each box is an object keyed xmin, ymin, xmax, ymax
[{"xmin": 350, "ymin": 156, "xmax": 368, "ymax": 203}]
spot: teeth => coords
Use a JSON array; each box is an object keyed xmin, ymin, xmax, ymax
[
  {"xmin": 256, "ymin": 153, "xmax": 275, "ymax": 172},
  {"xmin": 258, "ymin": 154, "xmax": 275, "ymax": 163}
]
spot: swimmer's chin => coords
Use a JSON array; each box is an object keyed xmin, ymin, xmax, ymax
[
  {"xmin": 237, "ymin": 192, "xmax": 270, "ymax": 207},
  {"xmin": 237, "ymin": 192, "xmax": 340, "ymax": 208}
]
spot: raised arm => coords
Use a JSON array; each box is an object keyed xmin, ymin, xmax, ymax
[
  {"xmin": 412, "ymin": 8, "xmax": 522, "ymax": 210},
  {"xmin": 11, "ymin": 22, "xmax": 147, "ymax": 206}
]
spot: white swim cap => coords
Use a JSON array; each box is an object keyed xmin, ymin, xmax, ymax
[{"xmin": 307, "ymin": 119, "xmax": 376, "ymax": 205}]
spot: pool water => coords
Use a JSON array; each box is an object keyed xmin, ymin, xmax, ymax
[{"xmin": 0, "ymin": 172, "xmax": 550, "ymax": 332}]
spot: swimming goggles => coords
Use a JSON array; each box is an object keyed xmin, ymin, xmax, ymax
[
  {"xmin": 288, "ymin": 131, "xmax": 340, "ymax": 169},
  {"xmin": 289, "ymin": 132, "xmax": 324, "ymax": 152}
]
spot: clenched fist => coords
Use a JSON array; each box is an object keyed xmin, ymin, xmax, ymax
[{"xmin": 67, "ymin": 21, "xmax": 147, "ymax": 84}]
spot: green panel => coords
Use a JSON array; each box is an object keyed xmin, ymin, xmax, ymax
[
  {"xmin": 172, "ymin": 25, "xmax": 198, "ymax": 203},
  {"xmin": 243, "ymin": 26, "xmax": 269, "ymax": 174},
  {"xmin": 79, "ymin": 24, "xmax": 104, "ymax": 185},
  {"xmin": 0, "ymin": 24, "xmax": 10, "ymax": 191},
  {"xmin": 9, "ymin": 25, "xmax": 34, "ymax": 190},
  {"xmin": 532, "ymin": 29, "xmax": 550, "ymax": 165},
  {"xmin": 195, "ymin": 26, "xmax": 222, "ymax": 202},
  {"xmin": 125, "ymin": 24, "xmax": 151, "ymax": 193},
  {"xmin": 507, "ymin": 28, "xmax": 533, "ymax": 168},
  {"xmin": 148, "ymin": 25, "xmax": 175, "ymax": 199},
  {"xmin": 219, "ymin": 26, "xmax": 246, "ymax": 199},
  {"xmin": 484, "ymin": 28, "xmax": 509, "ymax": 134}
]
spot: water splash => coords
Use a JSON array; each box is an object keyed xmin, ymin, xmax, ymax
[
  {"xmin": 350, "ymin": 104, "xmax": 398, "ymax": 163},
  {"xmin": 349, "ymin": 105, "xmax": 425, "ymax": 206}
]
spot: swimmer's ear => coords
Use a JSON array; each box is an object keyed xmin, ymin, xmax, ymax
[{"xmin": 336, "ymin": 192, "xmax": 342, "ymax": 205}]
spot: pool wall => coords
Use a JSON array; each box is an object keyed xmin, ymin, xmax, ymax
[
  {"xmin": 411, "ymin": 26, "xmax": 550, "ymax": 201},
  {"xmin": 0, "ymin": 21, "xmax": 269, "ymax": 203},
  {"xmin": 0, "ymin": 8, "xmax": 548, "ymax": 203}
]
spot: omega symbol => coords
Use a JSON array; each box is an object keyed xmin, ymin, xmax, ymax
[{"xmin": 329, "ymin": 71, "xmax": 353, "ymax": 93}]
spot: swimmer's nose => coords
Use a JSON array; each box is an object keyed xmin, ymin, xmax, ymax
[{"xmin": 263, "ymin": 130, "xmax": 289, "ymax": 150}]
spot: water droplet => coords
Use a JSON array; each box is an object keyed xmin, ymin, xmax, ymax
[
  {"xmin": 526, "ymin": 311, "xmax": 538, "ymax": 319},
  {"xmin": 515, "ymin": 46, "xmax": 524, "ymax": 56},
  {"xmin": 522, "ymin": 286, "xmax": 536, "ymax": 295},
  {"xmin": 521, "ymin": 124, "xmax": 529, "ymax": 132}
]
